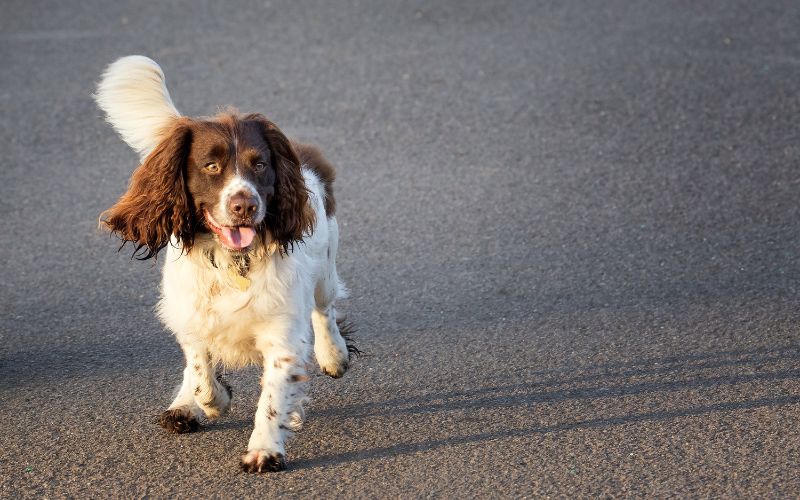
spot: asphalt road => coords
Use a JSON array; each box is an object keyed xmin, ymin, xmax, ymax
[{"xmin": 2, "ymin": 0, "xmax": 799, "ymax": 497}]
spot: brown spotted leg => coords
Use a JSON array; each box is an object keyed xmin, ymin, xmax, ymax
[
  {"xmin": 241, "ymin": 321, "xmax": 311, "ymax": 472},
  {"xmin": 160, "ymin": 342, "xmax": 231, "ymax": 433}
]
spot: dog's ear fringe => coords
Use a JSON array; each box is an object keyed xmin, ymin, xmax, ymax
[{"xmin": 99, "ymin": 120, "xmax": 195, "ymax": 261}]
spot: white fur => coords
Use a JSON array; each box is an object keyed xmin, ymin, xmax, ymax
[{"xmin": 94, "ymin": 55, "xmax": 181, "ymax": 160}]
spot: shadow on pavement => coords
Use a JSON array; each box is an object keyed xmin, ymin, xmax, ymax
[
  {"xmin": 293, "ymin": 344, "xmax": 800, "ymax": 469},
  {"xmin": 291, "ymin": 394, "xmax": 800, "ymax": 471},
  {"xmin": 316, "ymin": 345, "xmax": 800, "ymax": 419}
]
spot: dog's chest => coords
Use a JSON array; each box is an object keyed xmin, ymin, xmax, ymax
[
  {"xmin": 158, "ymin": 245, "xmax": 312, "ymax": 367},
  {"xmin": 196, "ymin": 274, "xmax": 284, "ymax": 366},
  {"xmin": 160, "ymin": 265, "xmax": 279, "ymax": 366}
]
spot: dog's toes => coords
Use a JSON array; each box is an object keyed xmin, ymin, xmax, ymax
[
  {"xmin": 159, "ymin": 408, "xmax": 200, "ymax": 434},
  {"xmin": 320, "ymin": 359, "xmax": 349, "ymax": 379},
  {"xmin": 240, "ymin": 450, "xmax": 286, "ymax": 473},
  {"xmin": 317, "ymin": 345, "xmax": 350, "ymax": 378}
]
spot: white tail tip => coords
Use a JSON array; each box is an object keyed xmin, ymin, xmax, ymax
[{"xmin": 94, "ymin": 55, "xmax": 182, "ymax": 160}]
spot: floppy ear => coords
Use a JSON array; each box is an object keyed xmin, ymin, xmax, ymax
[
  {"xmin": 247, "ymin": 114, "xmax": 315, "ymax": 253},
  {"xmin": 101, "ymin": 119, "xmax": 195, "ymax": 259}
]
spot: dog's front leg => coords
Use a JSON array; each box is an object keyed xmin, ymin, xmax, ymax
[
  {"xmin": 241, "ymin": 321, "xmax": 311, "ymax": 473},
  {"xmin": 160, "ymin": 342, "xmax": 231, "ymax": 433}
]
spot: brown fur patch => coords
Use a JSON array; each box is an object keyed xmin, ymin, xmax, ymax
[
  {"xmin": 101, "ymin": 119, "xmax": 195, "ymax": 260},
  {"xmin": 159, "ymin": 408, "xmax": 199, "ymax": 434},
  {"xmin": 292, "ymin": 141, "xmax": 337, "ymax": 216}
]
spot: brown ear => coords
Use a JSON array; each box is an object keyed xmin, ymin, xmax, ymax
[
  {"xmin": 101, "ymin": 119, "xmax": 195, "ymax": 260},
  {"xmin": 247, "ymin": 114, "xmax": 315, "ymax": 253}
]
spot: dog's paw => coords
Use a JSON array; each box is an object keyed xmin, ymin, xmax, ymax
[
  {"xmin": 316, "ymin": 340, "xmax": 350, "ymax": 379},
  {"xmin": 320, "ymin": 356, "xmax": 349, "ymax": 379},
  {"xmin": 159, "ymin": 408, "xmax": 200, "ymax": 434},
  {"xmin": 240, "ymin": 450, "xmax": 286, "ymax": 473}
]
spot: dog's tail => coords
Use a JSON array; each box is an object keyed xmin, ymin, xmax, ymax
[{"xmin": 94, "ymin": 55, "xmax": 182, "ymax": 160}]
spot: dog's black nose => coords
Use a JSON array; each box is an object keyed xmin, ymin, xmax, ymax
[{"xmin": 229, "ymin": 192, "xmax": 258, "ymax": 217}]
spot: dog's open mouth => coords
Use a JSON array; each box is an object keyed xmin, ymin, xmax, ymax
[{"xmin": 205, "ymin": 210, "xmax": 256, "ymax": 251}]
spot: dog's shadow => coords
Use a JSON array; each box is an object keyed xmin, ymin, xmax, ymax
[{"xmin": 287, "ymin": 345, "xmax": 800, "ymax": 470}]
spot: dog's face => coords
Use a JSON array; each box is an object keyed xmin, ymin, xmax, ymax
[
  {"xmin": 102, "ymin": 113, "xmax": 314, "ymax": 259},
  {"xmin": 185, "ymin": 117, "xmax": 274, "ymax": 251}
]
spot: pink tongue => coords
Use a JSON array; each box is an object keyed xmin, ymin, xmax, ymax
[{"xmin": 220, "ymin": 226, "xmax": 256, "ymax": 249}]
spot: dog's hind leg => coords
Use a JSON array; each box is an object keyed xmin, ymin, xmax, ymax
[{"xmin": 312, "ymin": 217, "xmax": 353, "ymax": 378}]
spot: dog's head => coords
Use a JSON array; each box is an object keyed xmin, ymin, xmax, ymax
[{"xmin": 101, "ymin": 113, "xmax": 313, "ymax": 259}]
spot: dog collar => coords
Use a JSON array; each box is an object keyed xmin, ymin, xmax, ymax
[{"xmin": 207, "ymin": 251, "xmax": 251, "ymax": 291}]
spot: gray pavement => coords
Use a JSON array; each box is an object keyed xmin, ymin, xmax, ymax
[{"xmin": 2, "ymin": 0, "xmax": 799, "ymax": 497}]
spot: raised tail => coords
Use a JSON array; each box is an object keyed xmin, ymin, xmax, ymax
[{"xmin": 94, "ymin": 55, "xmax": 182, "ymax": 160}]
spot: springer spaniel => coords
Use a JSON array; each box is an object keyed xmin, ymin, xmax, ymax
[{"xmin": 94, "ymin": 56, "xmax": 355, "ymax": 472}]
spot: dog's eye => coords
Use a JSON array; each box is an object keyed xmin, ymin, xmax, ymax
[
  {"xmin": 254, "ymin": 162, "xmax": 267, "ymax": 172},
  {"xmin": 204, "ymin": 162, "xmax": 221, "ymax": 174}
]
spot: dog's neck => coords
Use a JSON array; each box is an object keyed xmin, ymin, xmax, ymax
[
  {"xmin": 206, "ymin": 249, "xmax": 251, "ymax": 277},
  {"xmin": 190, "ymin": 233, "xmax": 278, "ymax": 274}
]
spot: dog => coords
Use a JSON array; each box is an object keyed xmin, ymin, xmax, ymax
[{"xmin": 94, "ymin": 55, "xmax": 355, "ymax": 472}]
